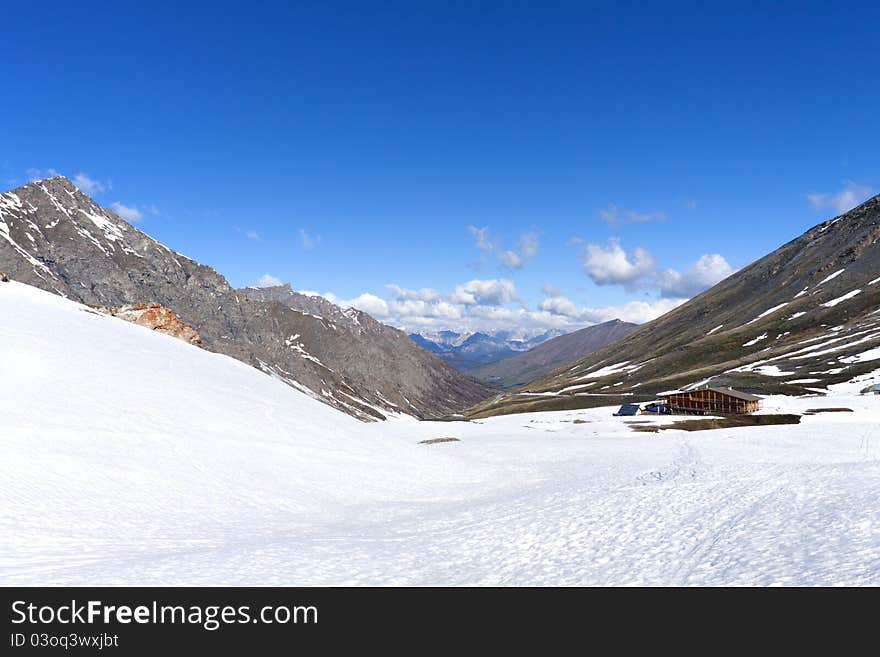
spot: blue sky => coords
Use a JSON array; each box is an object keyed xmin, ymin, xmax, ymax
[{"xmin": 3, "ymin": 1, "xmax": 878, "ymax": 334}]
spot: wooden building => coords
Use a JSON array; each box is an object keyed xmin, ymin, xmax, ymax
[{"xmin": 659, "ymin": 387, "xmax": 761, "ymax": 415}]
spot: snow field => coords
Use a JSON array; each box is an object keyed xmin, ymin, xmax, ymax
[{"xmin": 2, "ymin": 282, "xmax": 879, "ymax": 585}]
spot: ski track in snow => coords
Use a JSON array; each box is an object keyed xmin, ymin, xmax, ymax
[{"xmin": 1, "ymin": 281, "xmax": 880, "ymax": 586}]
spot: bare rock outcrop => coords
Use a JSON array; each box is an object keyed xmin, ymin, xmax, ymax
[{"xmin": 98, "ymin": 303, "xmax": 202, "ymax": 346}]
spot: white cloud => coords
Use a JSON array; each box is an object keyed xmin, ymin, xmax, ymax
[
  {"xmin": 306, "ymin": 229, "xmax": 737, "ymax": 335},
  {"xmin": 518, "ymin": 232, "xmax": 539, "ymax": 259},
  {"xmin": 581, "ymin": 238, "xmax": 654, "ymax": 290},
  {"xmin": 541, "ymin": 283, "xmax": 562, "ymax": 297},
  {"xmin": 467, "ymin": 225, "xmax": 495, "ymax": 251},
  {"xmin": 807, "ymin": 181, "xmax": 874, "ymax": 215},
  {"xmin": 468, "ymin": 226, "xmax": 540, "ymax": 270},
  {"xmin": 391, "ymin": 298, "xmax": 462, "ymax": 320},
  {"xmin": 72, "ymin": 172, "xmax": 107, "ymax": 196},
  {"xmin": 110, "ymin": 202, "xmax": 143, "ymax": 223},
  {"xmin": 317, "ymin": 291, "xmax": 391, "ymax": 317},
  {"xmin": 451, "ymin": 278, "xmax": 518, "ymax": 306},
  {"xmin": 538, "ymin": 294, "xmax": 582, "ymax": 318},
  {"xmin": 342, "ymin": 293, "xmax": 389, "ymax": 317},
  {"xmin": 655, "ymin": 253, "xmax": 734, "ymax": 298},
  {"xmin": 498, "ymin": 231, "xmax": 540, "ymax": 270},
  {"xmin": 599, "ymin": 203, "xmax": 666, "ymax": 227},
  {"xmin": 299, "ymin": 228, "xmax": 321, "ymax": 250},
  {"xmin": 255, "ymin": 274, "xmax": 283, "ymax": 288},
  {"xmin": 610, "ymin": 299, "xmax": 685, "ymax": 323},
  {"xmin": 539, "ymin": 292, "xmax": 685, "ymax": 324},
  {"xmin": 311, "ymin": 275, "xmax": 690, "ymax": 335},
  {"xmin": 498, "ymin": 249, "xmax": 523, "ymax": 269},
  {"xmin": 386, "ymin": 284, "xmax": 440, "ymax": 302}
]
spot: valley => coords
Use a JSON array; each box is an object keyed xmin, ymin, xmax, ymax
[{"xmin": 1, "ymin": 280, "xmax": 877, "ymax": 586}]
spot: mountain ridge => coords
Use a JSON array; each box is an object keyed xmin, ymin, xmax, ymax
[
  {"xmin": 468, "ymin": 195, "xmax": 880, "ymax": 418},
  {"xmin": 0, "ymin": 176, "xmax": 491, "ymax": 420}
]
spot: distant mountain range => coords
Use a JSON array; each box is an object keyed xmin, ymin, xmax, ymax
[
  {"xmin": 466, "ymin": 319, "xmax": 638, "ymax": 389},
  {"xmin": 0, "ymin": 176, "xmax": 491, "ymax": 420},
  {"xmin": 468, "ymin": 194, "xmax": 880, "ymax": 418},
  {"xmin": 408, "ymin": 329, "xmax": 565, "ymax": 370}
]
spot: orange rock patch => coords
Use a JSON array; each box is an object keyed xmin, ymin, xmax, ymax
[{"xmin": 95, "ymin": 302, "xmax": 202, "ymax": 346}]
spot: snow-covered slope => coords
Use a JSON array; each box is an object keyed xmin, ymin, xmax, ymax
[
  {"xmin": 0, "ymin": 281, "xmax": 491, "ymax": 582},
  {"xmin": 2, "ymin": 281, "xmax": 879, "ymax": 585}
]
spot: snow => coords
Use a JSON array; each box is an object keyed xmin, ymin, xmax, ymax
[
  {"xmin": 822, "ymin": 289, "xmax": 861, "ymax": 308},
  {"xmin": 284, "ymin": 334, "xmax": 330, "ymax": 368},
  {"xmin": 747, "ymin": 302, "xmax": 788, "ymax": 324},
  {"xmin": 746, "ymin": 364, "xmax": 794, "ymax": 377},
  {"xmin": 743, "ymin": 333, "xmax": 768, "ymax": 347},
  {"xmin": 559, "ymin": 382, "xmax": 597, "ymax": 393},
  {"xmin": 787, "ymin": 312, "xmax": 807, "ymax": 321},
  {"xmin": 818, "ymin": 217, "xmax": 842, "ymax": 233},
  {"xmin": 0, "ymin": 219, "xmax": 55, "ymax": 276},
  {"xmin": 575, "ymin": 360, "xmax": 635, "ymax": 380},
  {"xmin": 2, "ymin": 281, "xmax": 880, "ymax": 586},
  {"xmin": 707, "ymin": 324, "xmax": 723, "ymax": 335},
  {"xmin": 816, "ymin": 268, "xmax": 845, "ymax": 285},
  {"xmin": 786, "ymin": 330, "xmax": 880, "ymax": 360},
  {"xmin": 839, "ymin": 346, "xmax": 880, "ymax": 364},
  {"xmin": 570, "ymin": 360, "xmax": 648, "ymax": 383},
  {"xmin": 77, "ymin": 207, "xmax": 127, "ymax": 243}
]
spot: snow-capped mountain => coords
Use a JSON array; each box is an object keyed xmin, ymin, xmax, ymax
[
  {"xmin": 409, "ymin": 328, "xmax": 565, "ymax": 370},
  {"xmin": 0, "ymin": 176, "xmax": 490, "ymax": 420},
  {"xmin": 469, "ymin": 194, "xmax": 880, "ymax": 418}
]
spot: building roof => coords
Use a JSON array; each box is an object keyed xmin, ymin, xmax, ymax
[
  {"xmin": 659, "ymin": 386, "xmax": 762, "ymax": 402},
  {"xmin": 614, "ymin": 403, "xmax": 642, "ymax": 416}
]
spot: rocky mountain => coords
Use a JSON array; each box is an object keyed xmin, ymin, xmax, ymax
[
  {"xmin": 409, "ymin": 329, "xmax": 564, "ymax": 370},
  {"xmin": 468, "ymin": 195, "xmax": 880, "ymax": 418},
  {"xmin": 0, "ymin": 176, "xmax": 491, "ymax": 420},
  {"xmin": 467, "ymin": 319, "xmax": 638, "ymax": 389}
]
